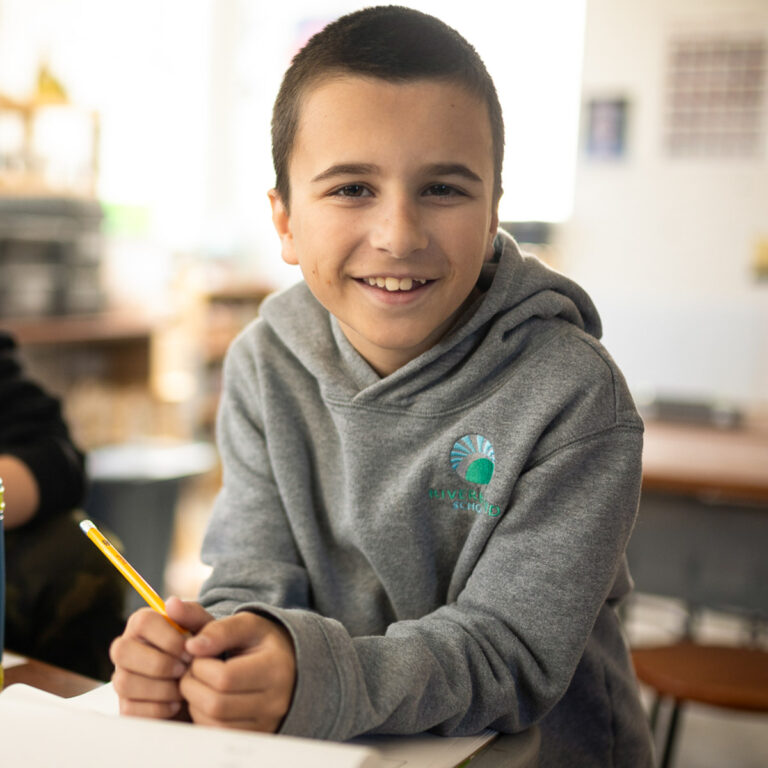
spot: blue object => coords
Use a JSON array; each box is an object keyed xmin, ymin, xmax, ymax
[{"xmin": 1, "ymin": 477, "xmax": 5, "ymax": 680}]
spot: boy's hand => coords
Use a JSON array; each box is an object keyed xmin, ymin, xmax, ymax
[
  {"xmin": 110, "ymin": 597, "xmax": 213, "ymax": 720},
  {"xmin": 179, "ymin": 612, "xmax": 296, "ymax": 733}
]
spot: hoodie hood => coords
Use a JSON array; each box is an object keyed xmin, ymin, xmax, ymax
[{"xmin": 259, "ymin": 230, "xmax": 602, "ymax": 409}]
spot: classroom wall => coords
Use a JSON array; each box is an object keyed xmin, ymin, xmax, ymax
[{"xmin": 557, "ymin": 0, "xmax": 768, "ymax": 408}]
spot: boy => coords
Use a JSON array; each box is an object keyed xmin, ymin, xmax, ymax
[{"xmin": 110, "ymin": 7, "xmax": 654, "ymax": 765}]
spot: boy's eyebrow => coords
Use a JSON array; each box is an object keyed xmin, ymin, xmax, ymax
[
  {"xmin": 311, "ymin": 163, "xmax": 380, "ymax": 182},
  {"xmin": 311, "ymin": 162, "xmax": 483, "ymax": 183},
  {"xmin": 422, "ymin": 163, "xmax": 483, "ymax": 183}
]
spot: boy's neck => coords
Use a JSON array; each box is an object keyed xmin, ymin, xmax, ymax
[{"xmin": 339, "ymin": 286, "xmax": 486, "ymax": 377}]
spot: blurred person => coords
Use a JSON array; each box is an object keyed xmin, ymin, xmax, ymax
[{"xmin": 0, "ymin": 330, "xmax": 125, "ymax": 679}]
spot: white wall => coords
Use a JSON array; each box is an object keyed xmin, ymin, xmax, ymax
[{"xmin": 558, "ymin": 0, "xmax": 768, "ymax": 408}]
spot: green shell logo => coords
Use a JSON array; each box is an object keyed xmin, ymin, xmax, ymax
[{"xmin": 451, "ymin": 435, "xmax": 495, "ymax": 485}]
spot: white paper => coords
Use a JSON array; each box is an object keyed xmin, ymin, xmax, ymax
[
  {"xmin": 0, "ymin": 683, "xmax": 497, "ymax": 768},
  {"xmin": 0, "ymin": 685, "xmax": 379, "ymax": 768}
]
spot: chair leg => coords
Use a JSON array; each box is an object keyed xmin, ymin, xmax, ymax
[{"xmin": 659, "ymin": 701, "xmax": 683, "ymax": 768}]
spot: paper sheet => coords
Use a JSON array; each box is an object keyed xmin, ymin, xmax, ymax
[
  {"xmin": 0, "ymin": 684, "xmax": 379, "ymax": 768},
  {"xmin": 0, "ymin": 682, "xmax": 497, "ymax": 768}
]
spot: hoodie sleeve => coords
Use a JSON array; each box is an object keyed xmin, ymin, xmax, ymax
[
  {"xmin": 0, "ymin": 332, "xmax": 86, "ymax": 518},
  {"xmin": 249, "ymin": 421, "xmax": 642, "ymax": 740},
  {"xmin": 199, "ymin": 334, "xmax": 311, "ymax": 617}
]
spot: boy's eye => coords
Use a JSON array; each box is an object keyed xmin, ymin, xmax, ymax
[
  {"xmin": 424, "ymin": 184, "xmax": 462, "ymax": 197},
  {"xmin": 332, "ymin": 184, "xmax": 371, "ymax": 197}
]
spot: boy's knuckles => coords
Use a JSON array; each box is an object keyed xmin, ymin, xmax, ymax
[
  {"xmin": 147, "ymin": 652, "xmax": 179, "ymax": 678},
  {"xmin": 127, "ymin": 607, "xmax": 160, "ymax": 633},
  {"xmin": 192, "ymin": 690, "xmax": 232, "ymax": 721},
  {"xmin": 208, "ymin": 662, "xmax": 240, "ymax": 691},
  {"xmin": 109, "ymin": 636, "xmax": 145, "ymax": 669},
  {"xmin": 108, "ymin": 635, "xmax": 125, "ymax": 663},
  {"xmin": 110, "ymin": 667, "xmax": 130, "ymax": 694}
]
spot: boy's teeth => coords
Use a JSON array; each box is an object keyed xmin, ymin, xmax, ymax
[
  {"xmin": 365, "ymin": 277, "xmax": 427, "ymax": 291},
  {"xmin": 386, "ymin": 276, "xmax": 409, "ymax": 291}
]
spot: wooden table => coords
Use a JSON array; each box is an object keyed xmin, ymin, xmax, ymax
[
  {"xmin": 629, "ymin": 417, "xmax": 768, "ymax": 613},
  {"xmin": 3, "ymin": 655, "xmax": 103, "ymax": 697},
  {"xmin": 642, "ymin": 418, "xmax": 768, "ymax": 503}
]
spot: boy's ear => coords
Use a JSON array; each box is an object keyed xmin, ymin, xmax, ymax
[
  {"xmin": 268, "ymin": 189, "xmax": 298, "ymax": 265},
  {"xmin": 485, "ymin": 207, "xmax": 500, "ymax": 261}
]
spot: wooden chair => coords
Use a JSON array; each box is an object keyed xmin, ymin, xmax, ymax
[
  {"xmin": 631, "ymin": 635, "xmax": 768, "ymax": 768},
  {"xmin": 625, "ymin": 487, "xmax": 768, "ymax": 768}
]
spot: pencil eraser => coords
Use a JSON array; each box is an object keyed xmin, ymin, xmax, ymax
[{"xmin": 79, "ymin": 519, "xmax": 95, "ymax": 533}]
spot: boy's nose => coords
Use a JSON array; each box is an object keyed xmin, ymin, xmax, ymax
[{"xmin": 369, "ymin": 199, "xmax": 428, "ymax": 257}]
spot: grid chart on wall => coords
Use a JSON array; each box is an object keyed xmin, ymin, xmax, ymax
[{"xmin": 664, "ymin": 34, "xmax": 766, "ymax": 157}]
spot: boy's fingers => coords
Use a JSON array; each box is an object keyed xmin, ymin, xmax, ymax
[
  {"xmin": 112, "ymin": 668, "xmax": 184, "ymax": 703},
  {"xmin": 181, "ymin": 673, "xmax": 287, "ymax": 732},
  {"xmin": 118, "ymin": 697, "xmax": 183, "ymax": 720},
  {"xmin": 123, "ymin": 607, "xmax": 190, "ymax": 658},
  {"xmin": 186, "ymin": 653, "xmax": 285, "ymax": 692},
  {"xmin": 165, "ymin": 597, "xmax": 214, "ymax": 635},
  {"xmin": 187, "ymin": 705, "xmax": 264, "ymax": 732},
  {"xmin": 185, "ymin": 612, "xmax": 275, "ymax": 658},
  {"xmin": 110, "ymin": 634, "xmax": 188, "ymax": 678}
]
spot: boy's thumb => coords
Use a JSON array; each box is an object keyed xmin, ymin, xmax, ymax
[{"xmin": 184, "ymin": 611, "xmax": 272, "ymax": 658}]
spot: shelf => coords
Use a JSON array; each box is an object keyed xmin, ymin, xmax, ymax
[
  {"xmin": 204, "ymin": 282, "xmax": 273, "ymax": 302},
  {"xmin": 0, "ymin": 91, "xmax": 99, "ymax": 199},
  {"xmin": 203, "ymin": 282, "xmax": 273, "ymax": 363},
  {"xmin": 0, "ymin": 312, "xmax": 156, "ymax": 346}
]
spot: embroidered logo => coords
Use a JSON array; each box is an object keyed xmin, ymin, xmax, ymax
[{"xmin": 450, "ymin": 435, "xmax": 495, "ymax": 485}]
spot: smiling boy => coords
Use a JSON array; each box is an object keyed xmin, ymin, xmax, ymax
[
  {"xmin": 269, "ymin": 75, "xmax": 498, "ymax": 375},
  {"xmin": 110, "ymin": 7, "xmax": 653, "ymax": 766}
]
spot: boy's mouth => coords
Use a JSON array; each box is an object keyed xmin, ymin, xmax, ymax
[{"xmin": 360, "ymin": 277, "xmax": 430, "ymax": 292}]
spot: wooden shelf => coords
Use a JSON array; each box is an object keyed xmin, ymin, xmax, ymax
[
  {"xmin": 202, "ymin": 282, "xmax": 272, "ymax": 364},
  {"xmin": 197, "ymin": 281, "xmax": 273, "ymax": 433},
  {"xmin": 0, "ymin": 312, "xmax": 156, "ymax": 346},
  {"xmin": 1, "ymin": 312, "xmax": 158, "ymax": 400},
  {"xmin": 0, "ymin": 91, "xmax": 99, "ymax": 199}
]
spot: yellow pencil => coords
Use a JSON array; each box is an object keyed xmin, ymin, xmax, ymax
[{"xmin": 79, "ymin": 519, "xmax": 188, "ymax": 635}]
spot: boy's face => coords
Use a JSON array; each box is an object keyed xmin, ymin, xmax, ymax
[{"xmin": 270, "ymin": 75, "xmax": 499, "ymax": 376}]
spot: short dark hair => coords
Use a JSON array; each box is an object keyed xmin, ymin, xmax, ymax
[{"xmin": 271, "ymin": 5, "xmax": 504, "ymax": 208}]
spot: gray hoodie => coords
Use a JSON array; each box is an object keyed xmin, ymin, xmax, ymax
[{"xmin": 200, "ymin": 231, "xmax": 654, "ymax": 767}]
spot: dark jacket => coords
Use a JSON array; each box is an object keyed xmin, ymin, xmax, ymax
[{"xmin": 0, "ymin": 331, "xmax": 86, "ymax": 516}]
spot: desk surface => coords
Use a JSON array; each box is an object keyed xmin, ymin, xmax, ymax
[
  {"xmin": 3, "ymin": 656, "xmax": 103, "ymax": 698},
  {"xmin": 642, "ymin": 418, "xmax": 768, "ymax": 503}
]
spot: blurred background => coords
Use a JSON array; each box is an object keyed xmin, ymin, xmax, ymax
[{"xmin": 0, "ymin": 1, "xmax": 766, "ymax": 763}]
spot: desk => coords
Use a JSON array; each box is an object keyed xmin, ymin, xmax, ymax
[
  {"xmin": 2, "ymin": 655, "xmax": 102, "ymax": 697},
  {"xmin": 642, "ymin": 418, "xmax": 768, "ymax": 502},
  {"xmin": 629, "ymin": 418, "xmax": 768, "ymax": 614}
]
